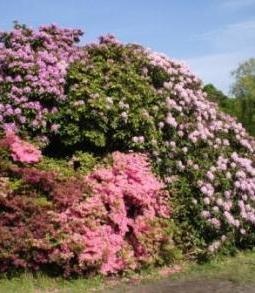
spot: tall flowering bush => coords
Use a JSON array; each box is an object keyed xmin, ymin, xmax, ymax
[
  {"xmin": 52, "ymin": 34, "xmax": 255, "ymax": 256},
  {"xmin": 0, "ymin": 151, "xmax": 172, "ymax": 276},
  {"xmin": 143, "ymin": 51, "xmax": 255, "ymax": 255}
]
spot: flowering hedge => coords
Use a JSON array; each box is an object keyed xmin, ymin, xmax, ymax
[{"xmin": 0, "ymin": 24, "xmax": 255, "ymax": 276}]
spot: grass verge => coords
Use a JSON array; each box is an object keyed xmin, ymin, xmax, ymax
[
  {"xmin": 173, "ymin": 250, "xmax": 255, "ymax": 284},
  {"xmin": 0, "ymin": 250, "xmax": 254, "ymax": 292}
]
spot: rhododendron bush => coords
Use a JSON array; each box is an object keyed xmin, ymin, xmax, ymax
[
  {"xmin": 0, "ymin": 23, "xmax": 255, "ymax": 276},
  {"xmin": 55, "ymin": 34, "xmax": 254, "ymax": 256}
]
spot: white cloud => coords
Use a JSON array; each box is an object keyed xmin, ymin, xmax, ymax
[
  {"xmin": 185, "ymin": 49, "xmax": 254, "ymax": 94},
  {"xmin": 187, "ymin": 19, "xmax": 255, "ymax": 94},
  {"xmin": 194, "ymin": 20, "xmax": 255, "ymax": 51}
]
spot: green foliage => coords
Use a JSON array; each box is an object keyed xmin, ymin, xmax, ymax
[
  {"xmin": 158, "ymin": 220, "xmax": 183, "ymax": 264},
  {"xmin": 231, "ymin": 58, "xmax": 255, "ymax": 136},
  {"xmin": 51, "ymin": 43, "xmax": 164, "ymax": 154},
  {"xmin": 170, "ymin": 176, "xmax": 207, "ymax": 256},
  {"xmin": 203, "ymin": 83, "xmax": 240, "ymax": 120},
  {"xmin": 72, "ymin": 151, "xmax": 98, "ymax": 174},
  {"xmin": 204, "ymin": 81, "xmax": 255, "ymax": 136},
  {"xmin": 219, "ymin": 98, "xmax": 241, "ymax": 117},
  {"xmin": 37, "ymin": 157, "xmax": 75, "ymax": 177},
  {"xmin": 8, "ymin": 178, "xmax": 23, "ymax": 192},
  {"xmin": 37, "ymin": 152, "xmax": 97, "ymax": 176},
  {"xmin": 203, "ymin": 84, "xmax": 228, "ymax": 104},
  {"xmin": 231, "ymin": 58, "xmax": 255, "ymax": 98},
  {"xmin": 32, "ymin": 197, "xmax": 52, "ymax": 208}
]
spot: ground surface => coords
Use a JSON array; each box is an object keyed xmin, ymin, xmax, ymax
[
  {"xmin": 102, "ymin": 279, "xmax": 255, "ymax": 293},
  {"xmin": 101, "ymin": 251, "xmax": 255, "ymax": 293},
  {"xmin": 0, "ymin": 251, "xmax": 254, "ymax": 292}
]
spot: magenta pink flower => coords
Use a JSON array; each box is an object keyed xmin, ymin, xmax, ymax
[
  {"xmin": 49, "ymin": 152, "xmax": 171, "ymax": 275},
  {"xmin": 4, "ymin": 130, "xmax": 42, "ymax": 164}
]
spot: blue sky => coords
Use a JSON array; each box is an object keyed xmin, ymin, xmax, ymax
[{"xmin": 0, "ymin": 0, "xmax": 254, "ymax": 94}]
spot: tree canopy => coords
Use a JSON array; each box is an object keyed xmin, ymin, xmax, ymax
[{"xmin": 230, "ymin": 58, "xmax": 255, "ymax": 135}]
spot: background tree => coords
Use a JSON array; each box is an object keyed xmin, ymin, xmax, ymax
[
  {"xmin": 231, "ymin": 58, "xmax": 255, "ymax": 136},
  {"xmin": 203, "ymin": 83, "xmax": 240, "ymax": 121},
  {"xmin": 203, "ymin": 83, "xmax": 228, "ymax": 104}
]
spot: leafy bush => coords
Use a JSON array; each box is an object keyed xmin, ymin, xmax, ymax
[
  {"xmin": 0, "ymin": 150, "xmax": 172, "ymax": 276},
  {"xmin": 47, "ymin": 152, "xmax": 172, "ymax": 275},
  {"xmin": 50, "ymin": 37, "xmax": 161, "ymax": 153},
  {"xmin": 37, "ymin": 151, "xmax": 97, "ymax": 177}
]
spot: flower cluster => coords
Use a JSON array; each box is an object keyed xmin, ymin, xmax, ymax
[
  {"xmin": 0, "ymin": 24, "xmax": 85, "ymax": 139},
  {"xmin": 49, "ymin": 152, "xmax": 170, "ymax": 275},
  {"xmin": 144, "ymin": 49, "xmax": 255, "ymax": 253},
  {"xmin": 198, "ymin": 152, "xmax": 255, "ymax": 251},
  {"xmin": 3, "ymin": 130, "xmax": 42, "ymax": 163}
]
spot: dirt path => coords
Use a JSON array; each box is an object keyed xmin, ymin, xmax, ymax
[{"xmin": 101, "ymin": 278, "xmax": 255, "ymax": 293}]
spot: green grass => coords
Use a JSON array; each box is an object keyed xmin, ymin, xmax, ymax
[
  {"xmin": 0, "ymin": 273, "xmax": 104, "ymax": 293},
  {"xmin": 0, "ymin": 251, "xmax": 255, "ymax": 292},
  {"xmin": 171, "ymin": 250, "xmax": 255, "ymax": 284}
]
